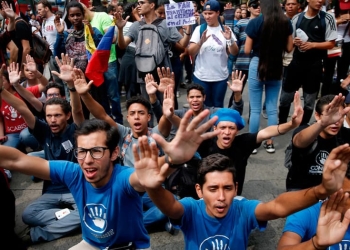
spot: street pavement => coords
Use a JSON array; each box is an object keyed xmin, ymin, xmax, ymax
[{"xmin": 11, "ymin": 83, "xmax": 300, "ymax": 250}]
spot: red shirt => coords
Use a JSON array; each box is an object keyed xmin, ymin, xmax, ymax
[{"xmin": 1, "ymin": 92, "xmax": 27, "ymax": 134}]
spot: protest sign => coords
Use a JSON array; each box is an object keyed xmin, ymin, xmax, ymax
[{"xmin": 165, "ymin": 1, "xmax": 195, "ymax": 27}]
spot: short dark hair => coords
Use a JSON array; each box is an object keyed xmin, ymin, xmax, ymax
[
  {"xmin": 315, "ymin": 95, "xmax": 335, "ymax": 115},
  {"xmin": 186, "ymin": 83, "xmax": 206, "ymax": 96},
  {"xmin": 44, "ymin": 97, "xmax": 71, "ymax": 114},
  {"xmin": 38, "ymin": 0, "xmax": 52, "ymax": 12},
  {"xmin": 107, "ymin": 4, "xmax": 115, "ymax": 13},
  {"xmin": 148, "ymin": 0, "xmax": 158, "ymax": 10},
  {"xmin": 66, "ymin": 1, "xmax": 84, "ymax": 15},
  {"xmin": 45, "ymin": 82, "xmax": 65, "ymax": 97},
  {"xmin": 158, "ymin": 0, "xmax": 170, "ymax": 7},
  {"xmin": 126, "ymin": 96, "xmax": 151, "ymax": 113},
  {"xmin": 197, "ymin": 154, "xmax": 236, "ymax": 187},
  {"xmin": 75, "ymin": 119, "xmax": 120, "ymax": 154}
]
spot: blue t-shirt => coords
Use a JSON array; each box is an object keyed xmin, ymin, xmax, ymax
[
  {"xmin": 283, "ymin": 202, "xmax": 350, "ymax": 249},
  {"xmin": 175, "ymin": 197, "xmax": 266, "ymax": 249},
  {"xmin": 49, "ymin": 161, "xmax": 150, "ymax": 249},
  {"xmin": 245, "ymin": 15, "xmax": 293, "ymax": 57}
]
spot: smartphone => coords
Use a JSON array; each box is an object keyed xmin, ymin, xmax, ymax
[{"xmin": 55, "ymin": 208, "xmax": 70, "ymax": 220}]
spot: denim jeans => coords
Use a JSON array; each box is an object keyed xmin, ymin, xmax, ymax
[
  {"xmin": 227, "ymin": 54, "xmax": 236, "ymax": 76},
  {"xmin": 19, "ymin": 127, "xmax": 41, "ymax": 151},
  {"xmin": 22, "ymin": 192, "xmax": 80, "ymax": 242},
  {"xmin": 3, "ymin": 132, "xmax": 20, "ymax": 148},
  {"xmin": 193, "ymin": 75, "xmax": 228, "ymax": 108},
  {"xmin": 142, "ymin": 192, "xmax": 166, "ymax": 227},
  {"xmin": 101, "ymin": 60, "xmax": 123, "ymax": 124},
  {"xmin": 248, "ymin": 57, "xmax": 281, "ymax": 134}
]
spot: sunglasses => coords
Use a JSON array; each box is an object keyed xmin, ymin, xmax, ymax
[
  {"xmin": 137, "ymin": 1, "xmax": 148, "ymax": 5},
  {"xmin": 249, "ymin": 3, "xmax": 260, "ymax": 9}
]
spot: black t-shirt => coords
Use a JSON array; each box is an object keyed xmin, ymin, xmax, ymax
[
  {"xmin": 200, "ymin": 133, "xmax": 260, "ymax": 195},
  {"xmin": 286, "ymin": 125, "xmax": 350, "ymax": 190},
  {"xmin": 0, "ymin": 31, "xmax": 11, "ymax": 65},
  {"xmin": 10, "ymin": 17, "xmax": 33, "ymax": 64},
  {"xmin": 29, "ymin": 118, "xmax": 78, "ymax": 194}
]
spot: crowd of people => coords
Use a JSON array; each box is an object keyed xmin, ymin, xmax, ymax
[{"xmin": 1, "ymin": 0, "xmax": 350, "ymax": 249}]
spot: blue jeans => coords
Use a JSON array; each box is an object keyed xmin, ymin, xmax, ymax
[
  {"xmin": 3, "ymin": 132, "xmax": 20, "ymax": 148},
  {"xmin": 19, "ymin": 127, "xmax": 41, "ymax": 151},
  {"xmin": 248, "ymin": 57, "xmax": 281, "ymax": 134},
  {"xmin": 193, "ymin": 75, "xmax": 228, "ymax": 108},
  {"xmin": 142, "ymin": 192, "xmax": 166, "ymax": 227},
  {"xmin": 22, "ymin": 193, "xmax": 80, "ymax": 242},
  {"xmin": 227, "ymin": 54, "xmax": 236, "ymax": 76}
]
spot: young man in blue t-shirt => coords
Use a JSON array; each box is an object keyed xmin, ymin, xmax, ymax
[
  {"xmin": 278, "ymin": 171, "xmax": 350, "ymax": 249},
  {"xmin": 133, "ymin": 135, "xmax": 350, "ymax": 249},
  {"xmin": 0, "ymin": 105, "xmax": 219, "ymax": 248}
]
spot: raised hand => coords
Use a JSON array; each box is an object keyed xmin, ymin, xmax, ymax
[
  {"xmin": 54, "ymin": 14, "xmax": 64, "ymax": 34},
  {"xmin": 221, "ymin": 25, "xmax": 232, "ymax": 40},
  {"xmin": 7, "ymin": 62, "xmax": 21, "ymax": 85},
  {"xmin": 198, "ymin": 30, "xmax": 211, "ymax": 47},
  {"xmin": 313, "ymin": 190, "xmax": 350, "ymax": 249},
  {"xmin": 152, "ymin": 109, "xmax": 220, "ymax": 164},
  {"xmin": 23, "ymin": 54, "xmax": 37, "ymax": 73},
  {"xmin": 320, "ymin": 94, "xmax": 350, "ymax": 127},
  {"xmin": 133, "ymin": 136, "xmax": 168, "ymax": 189},
  {"xmin": 1, "ymin": 1, "xmax": 15, "ymax": 19},
  {"xmin": 163, "ymin": 85, "xmax": 174, "ymax": 119},
  {"xmin": 228, "ymin": 70, "xmax": 244, "ymax": 93},
  {"xmin": 321, "ymin": 144, "xmax": 350, "ymax": 195},
  {"xmin": 73, "ymin": 68, "xmax": 93, "ymax": 95},
  {"xmin": 113, "ymin": 11, "xmax": 129, "ymax": 29},
  {"xmin": 157, "ymin": 67, "xmax": 175, "ymax": 93},
  {"xmin": 145, "ymin": 73, "xmax": 158, "ymax": 95},
  {"xmin": 51, "ymin": 53, "xmax": 74, "ymax": 83},
  {"xmin": 290, "ymin": 91, "xmax": 304, "ymax": 128}
]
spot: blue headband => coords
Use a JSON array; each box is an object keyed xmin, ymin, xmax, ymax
[{"xmin": 211, "ymin": 108, "xmax": 245, "ymax": 130}]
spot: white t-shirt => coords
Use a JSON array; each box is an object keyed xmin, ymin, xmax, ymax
[
  {"xmin": 42, "ymin": 15, "xmax": 67, "ymax": 52},
  {"xmin": 191, "ymin": 24, "xmax": 236, "ymax": 82}
]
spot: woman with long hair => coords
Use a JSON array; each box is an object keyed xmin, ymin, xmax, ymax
[{"xmin": 245, "ymin": 0, "xmax": 293, "ymax": 153}]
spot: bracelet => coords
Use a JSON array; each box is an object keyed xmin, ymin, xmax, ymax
[
  {"xmin": 184, "ymin": 31, "xmax": 190, "ymax": 36},
  {"xmin": 68, "ymin": 87, "xmax": 76, "ymax": 92},
  {"xmin": 277, "ymin": 124, "xmax": 285, "ymax": 135},
  {"xmin": 37, "ymin": 73, "xmax": 43, "ymax": 79},
  {"xmin": 165, "ymin": 154, "xmax": 177, "ymax": 168},
  {"xmin": 311, "ymin": 234, "xmax": 323, "ymax": 250}
]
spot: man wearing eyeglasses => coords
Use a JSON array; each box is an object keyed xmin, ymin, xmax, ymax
[
  {"xmin": 0, "ymin": 57, "xmax": 85, "ymax": 245},
  {"xmin": 0, "ymin": 103, "xmax": 219, "ymax": 249}
]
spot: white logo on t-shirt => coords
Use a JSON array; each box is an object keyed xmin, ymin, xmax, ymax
[
  {"xmin": 309, "ymin": 150, "xmax": 329, "ymax": 175},
  {"xmin": 83, "ymin": 204, "xmax": 108, "ymax": 233},
  {"xmin": 329, "ymin": 239, "xmax": 350, "ymax": 249},
  {"xmin": 199, "ymin": 235, "xmax": 230, "ymax": 250},
  {"xmin": 61, "ymin": 140, "xmax": 73, "ymax": 153}
]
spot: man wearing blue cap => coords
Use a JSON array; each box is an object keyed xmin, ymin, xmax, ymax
[{"xmin": 199, "ymin": 92, "xmax": 303, "ymax": 195}]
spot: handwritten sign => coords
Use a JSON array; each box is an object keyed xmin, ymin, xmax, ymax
[{"xmin": 165, "ymin": 1, "xmax": 196, "ymax": 27}]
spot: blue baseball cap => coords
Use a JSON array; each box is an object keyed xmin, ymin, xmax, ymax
[
  {"xmin": 204, "ymin": 0, "xmax": 220, "ymax": 12},
  {"xmin": 211, "ymin": 108, "xmax": 245, "ymax": 130}
]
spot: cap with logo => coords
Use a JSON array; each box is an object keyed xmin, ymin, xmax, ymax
[{"xmin": 204, "ymin": 0, "xmax": 220, "ymax": 11}]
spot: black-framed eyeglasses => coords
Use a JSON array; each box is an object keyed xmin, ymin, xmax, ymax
[
  {"xmin": 137, "ymin": 1, "xmax": 148, "ymax": 5},
  {"xmin": 47, "ymin": 93, "xmax": 60, "ymax": 98},
  {"xmin": 74, "ymin": 147, "xmax": 109, "ymax": 160},
  {"xmin": 249, "ymin": 3, "xmax": 260, "ymax": 9}
]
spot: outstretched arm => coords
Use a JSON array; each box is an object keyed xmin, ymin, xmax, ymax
[
  {"xmin": 52, "ymin": 54, "xmax": 84, "ymax": 126},
  {"xmin": 0, "ymin": 145, "xmax": 50, "ymax": 180},
  {"xmin": 74, "ymin": 74, "xmax": 117, "ymax": 128},
  {"xmin": 255, "ymin": 144, "xmax": 350, "ymax": 221},
  {"xmin": 2, "ymin": 63, "xmax": 36, "ymax": 129},
  {"xmin": 114, "ymin": 12, "xmax": 131, "ymax": 49},
  {"xmin": 256, "ymin": 92, "xmax": 303, "ymax": 143},
  {"xmin": 23, "ymin": 55, "xmax": 48, "ymax": 93},
  {"xmin": 293, "ymin": 94, "xmax": 350, "ymax": 148},
  {"xmin": 277, "ymin": 191, "xmax": 350, "ymax": 250},
  {"xmin": 132, "ymin": 136, "xmax": 185, "ymax": 219}
]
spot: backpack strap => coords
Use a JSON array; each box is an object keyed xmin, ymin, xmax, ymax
[{"xmin": 295, "ymin": 12, "xmax": 305, "ymax": 36}]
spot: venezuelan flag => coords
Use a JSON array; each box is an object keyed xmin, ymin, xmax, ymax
[{"xmin": 85, "ymin": 25, "xmax": 115, "ymax": 87}]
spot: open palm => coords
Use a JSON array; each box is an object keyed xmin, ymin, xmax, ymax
[
  {"xmin": 73, "ymin": 68, "xmax": 92, "ymax": 95},
  {"xmin": 157, "ymin": 67, "xmax": 175, "ymax": 93},
  {"xmin": 7, "ymin": 62, "xmax": 21, "ymax": 85}
]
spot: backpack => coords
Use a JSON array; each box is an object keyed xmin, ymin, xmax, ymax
[
  {"xmin": 15, "ymin": 19, "xmax": 52, "ymax": 65},
  {"xmin": 164, "ymin": 156, "xmax": 201, "ymax": 200},
  {"xmin": 135, "ymin": 18, "xmax": 166, "ymax": 74}
]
